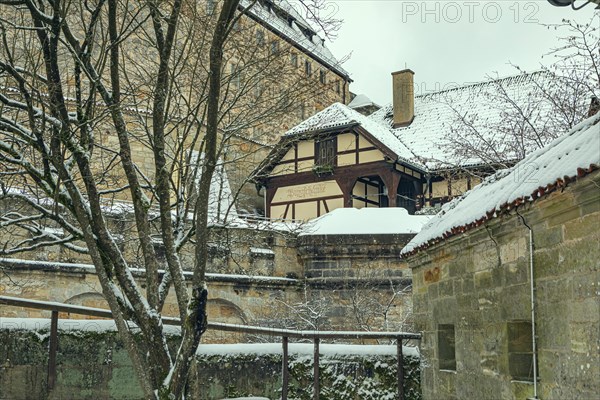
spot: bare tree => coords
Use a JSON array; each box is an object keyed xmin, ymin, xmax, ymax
[
  {"xmin": 441, "ymin": 14, "xmax": 598, "ymax": 176},
  {"xmin": 0, "ymin": 0, "xmax": 340, "ymax": 398}
]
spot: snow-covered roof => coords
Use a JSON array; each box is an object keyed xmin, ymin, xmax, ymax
[
  {"xmin": 241, "ymin": 0, "xmax": 349, "ymax": 78},
  {"xmin": 299, "ymin": 207, "xmax": 432, "ymax": 236},
  {"xmin": 348, "ymin": 94, "xmax": 379, "ymax": 109},
  {"xmin": 369, "ymin": 71, "xmax": 558, "ymax": 170},
  {"xmin": 191, "ymin": 152, "xmax": 237, "ymax": 223},
  {"xmin": 401, "ymin": 112, "xmax": 600, "ymax": 256},
  {"xmin": 283, "ymin": 102, "xmax": 419, "ymax": 168},
  {"xmin": 277, "ymin": 72, "xmax": 562, "ymax": 175}
]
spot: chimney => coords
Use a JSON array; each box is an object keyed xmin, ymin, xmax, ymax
[{"xmin": 391, "ymin": 69, "xmax": 415, "ymax": 128}]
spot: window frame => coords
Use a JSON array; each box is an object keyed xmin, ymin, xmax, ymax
[
  {"xmin": 315, "ymin": 136, "xmax": 337, "ymax": 168},
  {"xmin": 319, "ymin": 70, "xmax": 327, "ymax": 84},
  {"xmin": 438, "ymin": 324, "xmax": 456, "ymax": 371},
  {"xmin": 508, "ymin": 321, "xmax": 536, "ymax": 382},
  {"xmin": 256, "ymin": 29, "xmax": 265, "ymax": 46},
  {"xmin": 305, "ymin": 60, "xmax": 312, "ymax": 77}
]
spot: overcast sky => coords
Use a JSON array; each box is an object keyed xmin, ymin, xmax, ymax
[{"xmin": 324, "ymin": 1, "xmax": 598, "ymax": 105}]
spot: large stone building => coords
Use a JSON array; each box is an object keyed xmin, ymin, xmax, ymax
[
  {"xmin": 0, "ymin": 0, "xmax": 356, "ymax": 337},
  {"xmin": 254, "ymin": 70, "xmax": 561, "ymax": 220},
  {"xmin": 401, "ymin": 113, "xmax": 600, "ymax": 399}
]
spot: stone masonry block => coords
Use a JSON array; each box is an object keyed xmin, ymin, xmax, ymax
[
  {"xmin": 474, "ymin": 270, "xmax": 492, "ymax": 289},
  {"xmin": 500, "ymin": 236, "xmax": 527, "ymax": 264},
  {"xmin": 534, "ymin": 225, "xmax": 563, "ymax": 249},
  {"xmin": 563, "ymin": 212, "xmax": 600, "ymax": 241}
]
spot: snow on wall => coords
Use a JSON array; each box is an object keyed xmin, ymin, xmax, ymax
[
  {"xmin": 299, "ymin": 207, "xmax": 431, "ymax": 236},
  {"xmin": 0, "ymin": 317, "xmax": 182, "ymax": 336},
  {"xmin": 0, "ymin": 257, "xmax": 299, "ymax": 284},
  {"xmin": 401, "ymin": 113, "xmax": 600, "ymax": 255},
  {"xmin": 196, "ymin": 342, "xmax": 419, "ymax": 358}
]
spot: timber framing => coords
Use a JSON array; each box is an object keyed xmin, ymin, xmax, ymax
[{"xmin": 257, "ymin": 123, "xmax": 425, "ymax": 220}]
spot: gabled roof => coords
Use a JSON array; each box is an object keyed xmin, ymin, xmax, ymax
[
  {"xmin": 401, "ymin": 113, "xmax": 600, "ymax": 256},
  {"xmin": 284, "ymin": 102, "xmax": 416, "ymax": 164},
  {"xmin": 191, "ymin": 152, "xmax": 237, "ymax": 224},
  {"xmin": 241, "ymin": 0, "xmax": 349, "ymax": 79},
  {"xmin": 253, "ymin": 102, "xmax": 426, "ymax": 180},
  {"xmin": 256, "ymin": 72, "xmax": 573, "ymax": 181},
  {"xmin": 348, "ymin": 94, "xmax": 379, "ymax": 109},
  {"xmin": 369, "ymin": 71, "xmax": 559, "ymax": 170}
]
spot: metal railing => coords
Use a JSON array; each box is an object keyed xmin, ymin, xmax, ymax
[{"xmin": 0, "ymin": 295, "xmax": 421, "ymax": 400}]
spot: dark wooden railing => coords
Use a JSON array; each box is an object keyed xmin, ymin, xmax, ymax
[{"xmin": 0, "ymin": 295, "xmax": 421, "ymax": 400}]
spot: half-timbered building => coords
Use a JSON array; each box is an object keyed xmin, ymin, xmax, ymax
[
  {"xmin": 254, "ymin": 70, "xmax": 562, "ymax": 221},
  {"xmin": 255, "ymin": 98, "xmax": 426, "ymax": 220}
]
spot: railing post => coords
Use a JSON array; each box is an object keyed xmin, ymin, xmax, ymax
[
  {"xmin": 47, "ymin": 310, "xmax": 58, "ymax": 391},
  {"xmin": 313, "ymin": 337, "xmax": 320, "ymax": 400},
  {"xmin": 397, "ymin": 338, "xmax": 404, "ymax": 400},
  {"xmin": 282, "ymin": 336, "xmax": 289, "ymax": 400}
]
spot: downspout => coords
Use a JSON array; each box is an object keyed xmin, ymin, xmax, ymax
[{"xmin": 516, "ymin": 209, "xmax": 538, "ymax": 399}]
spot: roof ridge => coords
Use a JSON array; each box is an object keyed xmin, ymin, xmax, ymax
[{"xmin": 414, "ymin": 70, "xmax": 549, "ymax": 99}]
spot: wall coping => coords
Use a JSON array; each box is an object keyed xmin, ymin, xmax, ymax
[{"xmin": 0, "ymin": 258, "xmax": 301, "ymax": 288}]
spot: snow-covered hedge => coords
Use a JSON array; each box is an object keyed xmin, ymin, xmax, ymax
[
  {"xmin": 194, "ymin": 344, "xmax": 421, "ymax": 400},
  {"xmin": 1, "ymin": 321, "xmax": 421, "ymax": 400}
]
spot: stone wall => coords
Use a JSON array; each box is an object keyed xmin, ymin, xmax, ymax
[
  {"xmin": 0, "ymin": 259, "xmax": 302, "ymax": 344},
  {"xmin": 406, "ymin": 170, "xmax": 600, "ymax": 399},
  {"xmin": 0, "ymin": 325, "xmax": 420, "ymax": 400},
  {"xmin": 296, "ymin": 233, "xmax": 415, "ymax": 331}
]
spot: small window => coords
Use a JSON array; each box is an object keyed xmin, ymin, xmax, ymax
[
  {"xmin": 206, "ymin": 0, "xmax": 215, "ymax": 14},
  {"xmin": 256, "ymin": 30, "xmax": 265, "ymax": 46},
  {"xmin": 305, "ymin": 60, "xmax": 312, "ymax": 77},
  {"xmin": 316, "ymin": 137, "xmax": 336, "ymax": 167},
  {"xmin": 438, "ymin": 324, "xmax": 456, "ymax": 371},
  {"xmin": 508, "ymin": 321, "xmax": 535, "ymax": 381},
  {"xmin": 319, "ymin": 70, "xmax": 326, "ymax": 84},
  {"xmin": 336, "ymin": 80, "xmax": 341, "ymax": 94},
  {"xmin": 290, "ymin": 53, "xmax": 298, "ymax": 67},
  {"xmin": 270, "ymin": 40, "xmax": 279, "ymax": 54}
]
